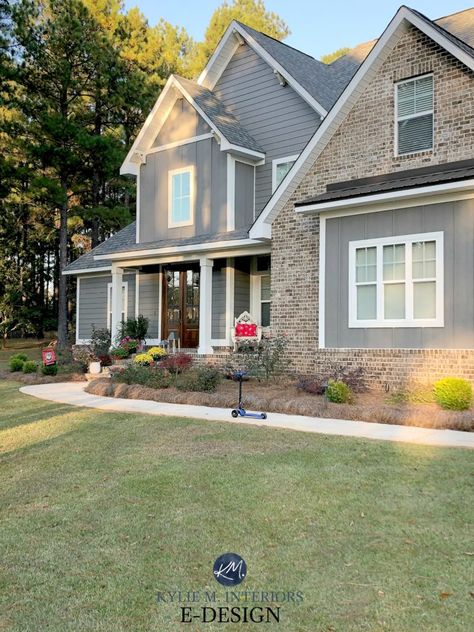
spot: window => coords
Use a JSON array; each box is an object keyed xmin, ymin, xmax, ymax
[
  {"xmin": 396, "ymin": 75, "xmax": 433, "ymax": 155},
  {"xmin": 349, "ymin": 232, "xmax": 443, "ymax": 328},
  {"xmin": 168, "ymin": 167, "xmax": 194, "ymax": 227},
  {"xmin": 107, "ymin": 282, "xmax": 128, "ymax": 330},
  {"xmin": 272, "ymin": 155, "xmax": 298, "ymax": 192},
  {"xmin": 251, "ymin": 255, "xmax": 271, "ymax": 327}
]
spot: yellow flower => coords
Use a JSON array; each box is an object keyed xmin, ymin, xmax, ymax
[
  {"xmin": 148, "ymin": 346, "xmax": 167, "ymax": 359},
  {"xmin": 134, "ymin": 353, "xmax": 154, "ymax": 365}
]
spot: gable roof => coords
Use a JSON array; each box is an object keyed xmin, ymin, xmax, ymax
[
  {"xmin": 173, "ymin": 76, "xmax": 264, "ymax": 154},
  {"xmin": 250, "ymin": 5, "xmax": 474, "ymax": 238},
  {"xmin": 120, "ymin": 74, "xmax": 264, "ymax": 175}
]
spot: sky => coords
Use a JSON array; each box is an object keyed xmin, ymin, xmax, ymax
[{"xmin": 122, "ymin": 0, "xmax": 471, "ymax": 59}]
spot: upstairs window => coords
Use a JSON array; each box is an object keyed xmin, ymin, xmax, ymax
[
  {"xmin": 272, "ymin": 155, "xmax": 298, "ymax": 192},
  {"xmin": 349, "ymin": 232, "xmax": 443, "ymax": 328},
  {"xmin": 168, "ymin": 167, "xmax": 194, "ymax": 227},
  {"xmin": 396, "ymin": 75, "xmax": 433, "ymax": 155}
]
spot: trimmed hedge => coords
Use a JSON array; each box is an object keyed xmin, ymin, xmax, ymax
[
  {"xmin": 22, "ymin": 361, "xmax": 38, "ymax": 374},
  {"xmin": 9, "ymin": 356, "xmax": 25, "ymax": 372},
  {"xmin": 41, "ymin": 364, "xmax": 58, "ymax": 376},
  {"xmin": 434, "ymin": 377, "xmax": 472, "ymax": 411}
]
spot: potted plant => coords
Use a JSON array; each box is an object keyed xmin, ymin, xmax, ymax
[
  {"xmin": 110, "ymin": 346, "xmax": 129, "ymax": 363},
  {"xmin": 88, "ymin": 326, "xmax": 112, "ymax": 374},
  {"xmin": 89, "ymin": 356, "xmax": 102, "ymax": 374}
]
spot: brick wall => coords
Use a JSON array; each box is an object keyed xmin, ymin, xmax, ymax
[{"xmin": 271, "ymin": 25, "xmax": 474, "ymax": 384}]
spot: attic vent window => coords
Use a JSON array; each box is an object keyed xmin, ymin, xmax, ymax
[{"xmin": 396, "ymin": 75, "xmax": 433, "ymax": 155}]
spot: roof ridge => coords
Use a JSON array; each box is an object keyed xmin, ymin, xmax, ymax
[{"xmin": 234, "ymin": 20, "xmax": 323, "ymax": 64}]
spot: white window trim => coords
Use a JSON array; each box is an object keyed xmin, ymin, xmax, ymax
[
  {"xmin": 107, "ymin": 281, "xmax": 128, "ymax": 330},
  {"xmin": 348, "ymin": 231, "xmax": 444, "ymax": 328},
  {"xmin": 394, "ymin": 73, "xmax": 434, "ymax": 157},
  {"xmin": 272, "ymin": 155, "xmax": 299, "ymax": 193},
  {"xmin": 168, "ymin": 166, "xmax": 195, "ymax": 228}
]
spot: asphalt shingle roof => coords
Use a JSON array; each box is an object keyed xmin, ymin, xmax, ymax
[
  {"xmin": 174, "ymin": 76, "xmax": 264, "ymax": 153},
  {"xmin": 64, "ymin": 224, "xmax": 250, "ymax": 272}
]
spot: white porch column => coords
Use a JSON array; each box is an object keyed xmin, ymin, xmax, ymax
[
  {"xmin": 110, "ymin": 264, "xmax": 124, "ymax": 345},
  {"xmin": 198, "ymin": 257, "xmax": 214, "ymax": 355}
]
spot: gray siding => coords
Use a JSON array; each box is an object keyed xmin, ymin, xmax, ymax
[
  {"xmin": 153, "ymin": 98, "xmax": 210, "ymax": 146},
  {"xmin": 138, "ymin": 271, "xmax": 160, "ymax": 339},
  {"xmin": 214, "ymin": 44, "xmax": 320, "ymax": 215},
  {"xmin": 78, "ymin": 273, "xmax": 135, "ymax": 340},
  {"xmin": 325, "ymin": 200, "xmax": 474, "ymax": 349},
  {"xmin": 235, "ymin": 161, "xmax": 254, "ymax": 227},
  {"xmin": 212, "ymin": 259, "xmax": 227, "ymax": 339},
  {"xmin": 139, "ymin": 137, "xmax": 227, "ymax": 243},
  {"xmin": 234, "ymin": 257, "xmax": 251, "ymax": 317}
]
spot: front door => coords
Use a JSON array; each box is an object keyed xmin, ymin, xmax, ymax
[{"xmin": 162, "ymin": 266, "xmax": 200, "ymax": 348}]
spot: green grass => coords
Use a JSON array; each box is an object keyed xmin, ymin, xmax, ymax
[
  {"xmin": 0, "ymin": 381, "xmax": 473, "ymax": 631},
  {"xmin": 0, "ymin": 341, "xmax": 44, "ymax": 370}
]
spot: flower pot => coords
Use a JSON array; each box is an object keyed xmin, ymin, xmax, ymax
[{"xmin": 89, "ymin": 361, "xmax": 101, "ymax": 375}]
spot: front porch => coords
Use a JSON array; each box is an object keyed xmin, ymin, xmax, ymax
[{"xmin": 108, "ymin": 250, "xmax": 271, "ymax": 355}]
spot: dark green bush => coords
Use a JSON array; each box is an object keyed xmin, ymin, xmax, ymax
[
  {"xmin": 177, "ymin": 368, "xmax": 221, "ymax": 393},
  {"xmin": 118, "ymin": 315, "xmax": 149, "ymax": 342},
  {"xmin": 11, "ymin": 352, "xmax": 28, "ymax": 362},
  {"xmin": 434, "ymin": 377, "xmax": 472, "ymax": 411},
  {"xmin": 22, "ymin": 360, "xmax": 38, "ymax": 374},
  {"xmin": 114, "ymin": 365, "xmax": 170, "ymax": 389},
  {"xmin": 326, "ymin": 379, "xmax": 352, "ymax": 404},
  {"xmin": 9, "ymin": 356, "xmax": 25, "ymax": 372},
  {"xmin": 41, "ymin": 364, "xmax": 58, "ymax": 376}
]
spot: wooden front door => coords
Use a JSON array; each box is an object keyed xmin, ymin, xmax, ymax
[{"xmin": 162, "ymin": 266, "xmax": 200, "ymax": 348}]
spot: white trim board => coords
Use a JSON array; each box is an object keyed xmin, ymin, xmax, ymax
[
  {"xmin": 296, "ymin": 181, "xmax": 474, "ymax": 216},
  {"xmin": 120, "ymin": 75, "xmax": 265, "ymax": 175},
  {"xmin": 249, "ymin": 6, "xmax": 474, "ymax": 239},
  {"xmin": 63, "ymin": 267, "xmax": 111, "ymax": 276}
]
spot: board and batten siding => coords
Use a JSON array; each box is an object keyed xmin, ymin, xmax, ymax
[
  {"xmin": 212, "ymin": 260, "xmax": 227, "ymax": 339},
  {"xmin": 325, "ymin": 199, "xmax": 474, "ymax": 349},
  {"xmin": 78, "ymin": 273, "xmax": 136, "ymax": 341},
  {"xmin": 214, "ymin": 44, "xmax": 321, "ymax": 216},
  {"xmin": 140, "ymin": 137, "xmax": 227, "ymax": 243},
  {"xmin": 234, "ymin": 257, "xmax": 251, "ymax": 318},
  {"xmin": 153, "ymin": 98, "xmax": 211, "ymax": 147}
]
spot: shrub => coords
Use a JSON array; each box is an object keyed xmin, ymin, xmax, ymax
[
  {"xmin": 118, "ymin": 315, "xmax": 149, "ymax": 342},
  {"xmin": 72, "ymin": 346, "xmax": 94, "ymax": 372},
  {"xmin": 110, "ymin": 346, "xmax": 128, "ymax": 359},
  {"xmin": 134, "ymin": 353, "xmax": 154, "ymax": 366},
  {"xmin": 296, "ymin": 376, "xmax": 326, "ymax": 395},
  {"xmin": 9, "ymin": 356, "xmax": 25, "ymax": 372},
  {"xmin": 242, "ymin": 334, "xmax": 288, "ymax": 381},
  {"xmin": 148, "ymin": 346, "xmax": 167, "ymax": 360},
  {"xmin": 330, "ymin": 365, "xmax": 367, "ymax": 393},
  {"xmin": 326, "ymin": 379, "xmax": 352, "ymax": 404},
  {"xmin": 90, "ymin": 326, "xmax": 111, "ymax": 358},
  {"xmin": 11, "ymin": 352, "xmax": 28, "ymax": 362},
  {"xmin": 434, "ymin": 377, "xmax": 472, "ymax": 411},
  {"xmin": 177, "ymin": 368, "xmax": 221, "ymax": 393},
  {"xmin": 98, "ymin": 354, "xmax": 112, "ymax": 367},
  {"xmin": 41, "ymin": 364, "xmax": 58, "ymax": 376},
  {"xmin": 114, "ymin": 365, "xmax": 170, "ymax": 389},
  {"xmin": 22, "ymin": 360, "xmax": 38, "ymax": 374},
  {"xmin": 161, "ymin": 353, "xmax": 193, "ymax": 375}
]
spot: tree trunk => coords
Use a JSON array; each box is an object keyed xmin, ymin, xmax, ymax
[{"xmin": 57, "ymin": 182, "xmax": 68, "ymax": 348}]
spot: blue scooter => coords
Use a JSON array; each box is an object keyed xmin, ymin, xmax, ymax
[{"xmin": 231, "ymin": 371, "xmax": 267, "ymax": 420}]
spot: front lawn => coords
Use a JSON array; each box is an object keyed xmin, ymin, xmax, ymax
[{"xmin": 0, "ymin": 381, "xmax": 472, "ymax": 631}]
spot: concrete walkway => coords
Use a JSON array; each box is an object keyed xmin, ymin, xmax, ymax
[{"xmin": 19, "ymin": 382, "xmax": 474, "ymax": 449}]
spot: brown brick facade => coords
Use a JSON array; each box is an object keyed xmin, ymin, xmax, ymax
[{"xmin": 271, "ymin": 25, "xmax": 474, "ymax": 386}]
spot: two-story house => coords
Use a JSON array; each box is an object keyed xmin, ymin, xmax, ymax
[{"xmin": 66, "ymin": 6, "xmax": 474, "ymax": 385}]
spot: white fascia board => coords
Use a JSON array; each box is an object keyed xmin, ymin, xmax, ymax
[
  {"xmin": 120, "ymin": 77, "xmax": 177, "ymax": 175},
  {"xmin": 250, "ymin": 6, "xmax": 474, "ymax": 237},
  {"xmin": 94, "ymin": 238, "xmax": 266, "ymax": 261},
  {"xmin": 296, "ymin": 179, "xmax": 474, "ymax": 214},
  {"xmin": 199, "ymin": 21, "xmax": 327, "ymax": 118},
  {"xmin": 63, "ymin": 266, "xmax": 111, "ymax": 276}
]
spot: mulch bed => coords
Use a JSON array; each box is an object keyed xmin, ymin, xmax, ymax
[
  {"xmin": 85, "ymin": 378, "xmax": 474, "ymax": 432},
  {"xmin": 1, "ymin": 370, "xmax": 86, "ymax": 385}
]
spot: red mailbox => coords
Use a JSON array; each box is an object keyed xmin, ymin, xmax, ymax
[{"xmin": 42, "ymin": 348, "xmax": 56, "ymax": 366}]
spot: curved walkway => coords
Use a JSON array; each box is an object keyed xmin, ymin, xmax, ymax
[{"xmin": 20, "ymin": 382, "xmax": 474, "ymax": 449}]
